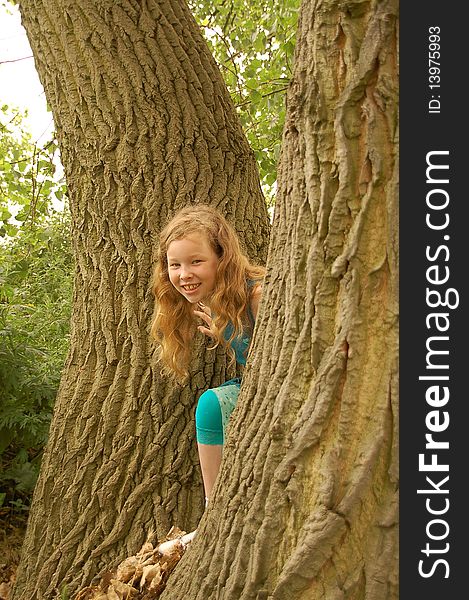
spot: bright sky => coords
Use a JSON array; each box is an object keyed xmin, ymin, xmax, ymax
[{"xmin": 0, "ymin": 3, "xmax": 54, "ymax": 143}]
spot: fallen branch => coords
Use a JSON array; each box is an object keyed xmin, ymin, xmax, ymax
[{"xmin": 74, "ymin": 528, "xmax": 196, "ymax": 600}]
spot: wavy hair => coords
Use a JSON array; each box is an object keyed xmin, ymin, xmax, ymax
[{"xmin": 151, "ymin": 205, "xmax": 265, "ymax": 379}]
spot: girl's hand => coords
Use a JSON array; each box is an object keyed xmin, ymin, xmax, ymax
[{"xmin": 194, "ymin": 302, "xmax": 213, "ymax": 338}]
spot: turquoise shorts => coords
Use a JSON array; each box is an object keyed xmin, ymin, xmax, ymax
[{"xmin": 195, "ymin": 378, "xmax": 241, "ymax": 445}]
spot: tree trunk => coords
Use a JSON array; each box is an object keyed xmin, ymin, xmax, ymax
[
  {"xmin": 13, "ymin": 1, "xmax": 269, "ymax": 598},
  {"xmin": 163, "ymin": 0, "xmax": 398, "ymax": 598}
]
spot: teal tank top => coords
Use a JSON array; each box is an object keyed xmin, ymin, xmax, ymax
[
  {"xmin": 222, "ymin": 281, "xmax": 257, "ymax": 366},
  {"xmin": 223, "ymin": 321, "xmax": 252, "ymax": 365}
]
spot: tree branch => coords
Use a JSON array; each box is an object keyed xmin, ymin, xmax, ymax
[{"xmin": 0, "ymin": 55, "xmax": 34, "ymax": 64}]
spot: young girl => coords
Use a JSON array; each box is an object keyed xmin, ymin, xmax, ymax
[{"xmin": 151, "ymin": 205, "xmax": 264, "ymax": 505}]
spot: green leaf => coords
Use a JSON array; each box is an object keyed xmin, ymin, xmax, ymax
[
  {"xmin": 249, "ymin": 89, "xmax": 262, "ymax": 103},
  {"xmin": 3, "ymin": 223, "xmax": 18, "ymax": 236},
  {"xmin": 189, "ymin": 0, "xmax": 299, "ymax": 206}
]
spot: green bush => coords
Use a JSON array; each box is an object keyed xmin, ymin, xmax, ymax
[
  {"xmin": 0, "ymin": 212, "xmax": 72, "ymax": 509},
  {"xmin": 1, "ymin": 100, "xmax": 71, "ymax": 510}
]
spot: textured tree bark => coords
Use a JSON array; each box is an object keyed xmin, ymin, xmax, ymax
[
  {"xmin": 163, "ymin": 0, "xmax": 398, "ymax": 598},
  {"xmin": 13, "ymin": 1, "xmax": 269, "ymax": 598}
]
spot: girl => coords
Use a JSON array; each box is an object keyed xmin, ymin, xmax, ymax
[{"xmin": 151, "ymin": 205, "xmax": 264, "ymax": 504}]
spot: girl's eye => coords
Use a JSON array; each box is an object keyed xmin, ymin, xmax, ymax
[
  {"xmin": 170, "ymin": 263, "xmax": 179, "ymax": 268},
  {"xmin": 193, "ymin": 260, "xmax": 202, "ymax": 264}
]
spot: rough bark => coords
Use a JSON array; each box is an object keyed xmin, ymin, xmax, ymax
[
  {"xmin": 13, "ymin": 1, "xmax": 269, "ymax": 598},
  {"xmin": 163, "ymin": 0, "xmax": 398, "ymax": 598}
]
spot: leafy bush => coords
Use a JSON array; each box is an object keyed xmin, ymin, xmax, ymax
[
  {"xmin": 1, "ymin": 99, "xmax": 72, "ymax": 509},
  {"xmin": 0, "ymin": 211, "xmax": 73, "ymax": 510}
]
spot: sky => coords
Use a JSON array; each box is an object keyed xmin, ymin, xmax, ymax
[{"xmin": 0, "ymin": 2, "xmax": 54, "ymax": 143}]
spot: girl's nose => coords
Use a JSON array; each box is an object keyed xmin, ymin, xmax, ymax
[{"xmin": 180, "ymin": 265, "xmax": 193, "ymax": 280}]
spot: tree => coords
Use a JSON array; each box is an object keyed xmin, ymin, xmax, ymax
[
  {"xmin": 162, "ymin": 0, "xmax": 399, "ymax": 598},
  {"xmin": 13, "ymin": 0, "xmax": 399, "ymax": 598},
  {"xmin": 12, "ymin": 0, "xmax": 270, "ymax": 598}
]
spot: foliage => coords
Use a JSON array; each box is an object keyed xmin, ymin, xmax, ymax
[
  {"xmin": 0, "ymin": 104, "xmax": 66, "ymax": 238},
  {"xmin": 0, "ymin": 209, "xmax": 73, "ymax": 508},
  {"xmin": 0, "ymin": 72, "xmax": 70, "ymax": 503},
  {"xmin": 189, "ymin": 0, "xmax": 299, "ymax": 204}
]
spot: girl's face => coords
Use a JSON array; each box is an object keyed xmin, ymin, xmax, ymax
[{"xmin": 166, "ymin": 233, "xmax": 220, "ymax": 304}]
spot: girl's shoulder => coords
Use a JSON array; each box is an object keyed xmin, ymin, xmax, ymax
[
  {"xmin": 247, "ymin": 277, "xmax": 263, "ymax": 290},
  {"xmin": 247, "ymin": 279, "xmax": 262, "ymax": 320}
]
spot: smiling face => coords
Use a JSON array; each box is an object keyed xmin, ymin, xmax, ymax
[{"xmin": 166, "ymin": 233, "xmax": 220, "ymax": 304}]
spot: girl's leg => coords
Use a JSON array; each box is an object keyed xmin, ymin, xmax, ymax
[
  {"xmin": 197, "ymin": 443, "xmax": 222, "ymax": 500},
  {"xmin": 159, "ymin": 386, "xmax": 237, "ymax": 555},
  {"xmin": 195, "ymin": 389, "xmax": 225, "ymax": 500},
  {"xmin": 195, "ymin": 384, "xmax": 239, "ymax": 500}
]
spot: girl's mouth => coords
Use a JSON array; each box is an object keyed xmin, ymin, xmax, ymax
[{"xmin": 181, "ymin": 283, "xmax": 201, "ymax": 292}]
